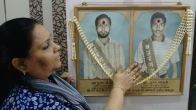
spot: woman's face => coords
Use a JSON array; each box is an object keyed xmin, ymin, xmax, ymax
[{"xmin": 24, "ymin": 24, "xmax": 61, "ymax": 80}]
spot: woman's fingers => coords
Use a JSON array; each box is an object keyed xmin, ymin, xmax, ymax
[
  {"xmin": 113, "ymin": 64, "xmax": 142, "ymax": 92},
  {"xmin": 128, "ymin": 63, "xmax": 138, "ymax": 72},
  {"xmin": 127, "ymin": 65, "xmax": 142, "ymax": 86},
  {"xmin": 133, "ymin": 74, "xmax": 142, "ymax": 83},
  {"xmin": 61, "ymin": 72, "xmax": 74, "ymax": 83},
  {"xmin": 126, "ymin": 63, "xmax": 140, "ymax": 73}
]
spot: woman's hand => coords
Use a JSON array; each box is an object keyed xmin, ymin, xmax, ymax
[
  {"xmin": 103, "ymin": 64, "xmax": 142, "ymax": 110},
  {"xmin": 113, "ymin": 63, "xmax": 141, "ymax": 94},
  {"xmin": 61, "ymin": 72, "xmax": 74, "ymax": 84}
]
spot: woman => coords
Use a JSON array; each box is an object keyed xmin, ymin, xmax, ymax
[{"xmin": 0, "ymin": 18, "xmax": 141, "ymax": 110}]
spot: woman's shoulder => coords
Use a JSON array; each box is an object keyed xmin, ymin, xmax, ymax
[{"xmin": 1, "ymin": 85, "xmax": 71, "ymax": 110}]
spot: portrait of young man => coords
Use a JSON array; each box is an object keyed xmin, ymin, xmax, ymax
[
  {"xmin": 79, "ymin": 12, "xmax": 129, "ymax": 79},
  {"xmin": 134, "ymin": 12, "xmax": 181, "ymax": 79}
]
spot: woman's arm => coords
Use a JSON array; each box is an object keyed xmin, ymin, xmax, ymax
[
  {"xmin": 103, "ymin": 87, "xmax": 124, "ymax": 110},
  {"xmin": 103, "ymin": 64, "xmax": 141, "ymax": 110}
]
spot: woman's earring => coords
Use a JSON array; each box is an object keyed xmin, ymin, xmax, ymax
[
  {"xmin": 20, "ymin": 66, "xmax": 26, "ymax": 75},
  {"xmin": 21, "ymin": 70, "xmax": 26, "ymax": 76}
]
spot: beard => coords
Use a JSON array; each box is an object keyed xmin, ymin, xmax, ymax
[{"xmin": 97, "ymin": 32, "xmax": 110, "ymax": 38}]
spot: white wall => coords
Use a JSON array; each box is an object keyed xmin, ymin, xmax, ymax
[
  {"xmin": 5, "ymin": 0, "xmax": 30, "ymax": 20},
  {"xmin": 0, "ymin": 0, "xmax": 5, "ymax": 24},
  {"xmin": 42, "ymin": 0, "xmax": 53, "ymax": 34},
  {"xmin": 2, "ymin": 0, "xmax": 195, "ymax": 110},
  {"xmin": 3, "ymin": 0, "xmax": 54, "ymax": 39},
  {"xmin": 67, "ymin": 0, "xmax": 195, "ymax": 110}
]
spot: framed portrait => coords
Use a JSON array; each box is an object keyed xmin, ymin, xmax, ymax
[{"xmin": 73, "ymin": 4, "xmax": 190, "ymax": 96}]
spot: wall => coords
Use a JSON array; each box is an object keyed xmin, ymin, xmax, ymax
[
  {"xmin": 0, "ymin": 0, "xmax": 5, "ymax": 24},
  {"xmin": 4, "ymin": 0, "xmax": 54, "ymax": 32},
  {"xmin": 1, "ymin": 0, "xmax": 195, "ymax": 110},
  {"xmin": 5, "ymin": 0, "xmax": 30, "ymax": 20},
  {"xmin": 67, "ymin": 0, "xmax": 195, "ymax": 110}
]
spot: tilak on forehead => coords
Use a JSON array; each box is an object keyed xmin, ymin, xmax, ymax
[
  {"xmin": 99, "ymin": 18, "xmax": 109, "ymax": 25},
  {"xmin": 153, "ymin": 18, "xmax": 164, "ymax": 24}
]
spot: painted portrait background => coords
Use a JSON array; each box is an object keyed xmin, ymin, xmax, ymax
[
  {"xmin": 133, "ymin": 11, "xmax": 183, "ymax": 78},
  {"xmin": 79, "ymin": 12, "xmax": 129, "ymax": 78}
]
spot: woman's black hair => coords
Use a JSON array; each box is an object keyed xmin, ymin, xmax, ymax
[{"xmin": 0, "ymin": 18, "xmax": 39, "ymax": 103}]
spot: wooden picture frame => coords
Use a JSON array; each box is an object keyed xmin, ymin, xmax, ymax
[{"xmin": 74, "ymin": 4, "xmax": 189, "ymax": 96}]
